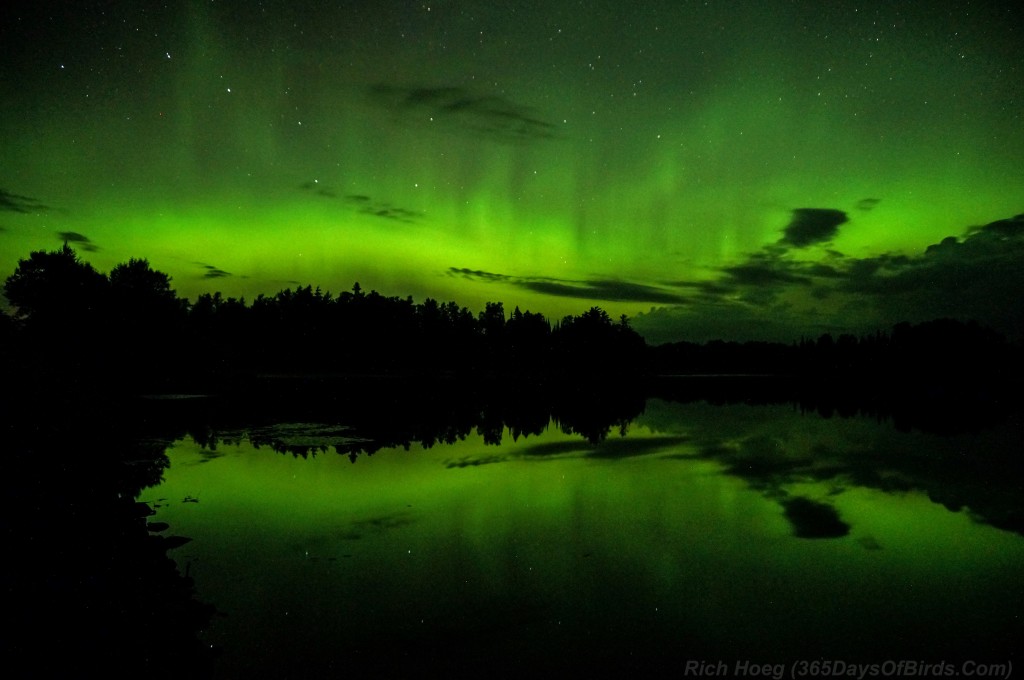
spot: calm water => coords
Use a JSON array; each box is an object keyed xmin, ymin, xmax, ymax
[{"xmin": 141, "ymin": 398, "xmax": 1024, "ymax": 677}]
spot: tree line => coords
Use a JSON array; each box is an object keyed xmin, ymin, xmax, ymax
[
  {"xmin": 650, "ymin": 318, "xmax": 1019, "ymax": 382},
  {"xmin": 1, "ymin": 243, "xmax": 1019, "ymax": 395},
  {"xmin": 0, "ymin": 244, "xmax": 645, "ymax": 392}
]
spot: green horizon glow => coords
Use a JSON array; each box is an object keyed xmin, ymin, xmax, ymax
[{"xmin": 3, "ymin": 1, "xmax": 1022, "ymax": 340}]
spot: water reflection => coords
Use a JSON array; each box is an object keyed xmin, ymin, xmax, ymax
[
  {"xmin": 142, "ymin": 395, "xmax": 1024, "ymax": 676},
  {"xmin": 641, "ymin": 399, "xmax": 1024, "ymax": 538}
]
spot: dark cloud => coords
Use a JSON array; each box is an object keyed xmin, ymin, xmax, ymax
[
  {"xmin": 445, "ymin": 435, "xmax": 691, "ymax": 467},
  {"xmin": 634, "ymin": 213, "xmax": 1024, "ymax": 343},
  {"xmin": 673, "ymin": 251, "xmax": 825, "ymax": 309},
  {"xmin": 448, "ymin": 267, "xmax": 686, "ymax": 304},
  {"xmin": 516, "ymin": 280, "xmax": 609, "ymax": 300},
  {"xmin": 0, "ymin": 188, "xmax": 48, "ymax": 213},
  {"xmin": 298, "ymin": 180, "xmax": 337, "ymax": 198},
  {"xmin": 519, "ymin": 440, "xmax": 594, "ymax": 458},
  {"xmin": 370, "ymin": 85, "xmax": 558, "ymax": 143},
  {"xmin": 855, "ymin": 198, "xmax": 881, "ymax": 212},
  {"xmin": 336, "ymin": 512, "xmax": 416, "ymax": 540},
  {"xmin": 722, "ymin": 262, "xmax": 813, "ymax": 287},
  {"xmin": 664, "ymin": 279, "xmax": 736, "ymax": 300},
  {"xmin": 519, "ymin": 279, "xmax": 686, "ymax": 304},
  {"xmin": 836, "ymin": 214, "xmax": 1024, "ymax": 335},
  {"xmin": 452, "ymin": 213, "xmax": 1024, "ymax": 344},
  {"xmin": 965, "ymin": 214, "xmax": 1024, "ymax": 241},
  {"xmin": 195, "ymin": 263, "xmax": 232, "ymax": 279},
  {"xmin": 448, "ymin": 267, "xmax": 513, "ymax": 284},
  {"xmin": 684, "ymin": 433, "xmax": 857, "ymax": 538},
  {"xmin": 781, "ymin": 497, "xmax": 851, "ymax": 538},
  {"xmin": 583, "ymin": 435, "xmax": 692, "ymax": 459},
  {"xmin": 701, "ymin": 436, "xmax": 814, "ymax": 489},
  {"xmin": 804, "ymin": 263, "xmax": 843, "ymax": 279},
  {"xmin": 779, "ymin": 208, "xmax": 848, "ymax": 248},
  {"xmin": 639, "ymin": 274, "xmax": 821, "ymax": 343},
  {"xmin": 444, "ymin": 454, "xmax": 508, "ymax": 469},
  {"xmin": 57, "ymin": 231, "xmax": 99, "ymax": 252},
  {"xmin": 298, "ymin": 183, "xmax": 423, "ymax": 223},
  {"xmin": 641, "ymin": 397, "xmax": 1024, "ymax": 538},
  {"xmin": 359, "ymin": 204, "xmax": 423, "ymax": 223},
  {"xmin": 840, "ymin": 215, "xmax": 1024, "ymax": 300}
]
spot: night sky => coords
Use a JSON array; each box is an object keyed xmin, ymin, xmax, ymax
[{"xmin": 2, "ymin": 1, "xmax": 1022, "ymax": 342}]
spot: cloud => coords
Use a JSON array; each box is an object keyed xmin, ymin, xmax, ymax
[
  {"xmin": 965, "ymin": 214, "xmax": 1024, "ymax": 241},
  {"xmin": 838, "ymin": 216, "xmax": 1024, "ymax": 300},
  {"xmin": 448, "ymin": 267, "xmax": 687, "ymax": 304},
  {"xmin": 298, "ymin": 183, "xmax": 424, "ymax": 223},
  {"xmin": 444, "ymin": 454, "xmax": 508, "ymax": 469},
  {"xmin": 779, "ymin": 208, "xmax": 848, "ymax": 248},
  {"xmin": 721, "ymin": 261, "xmax": 813, "ymax": 287},
  {"xmin": 195, "ymin": 263, "xmax": 232, "ymax": 279},
  {"xmin": 448, "ymin": 267, "xmax": 513, "ymax": 284},
  {"xmin": 0, "ymin": 188, "xmax": 49, "ymax": 213},
  {"xmin": 369, "ymin": 85, "xmax": 558, "ymax": 143},
  {"xmin": 298, "ymin": 180, "xmax": 338, "ymax": 198},
  {"xmin": 444, "ymin": 435, "xmax": 691, "ymax": 467},
  {"xmin": 336, "ymin": 512, "xmax": 416, "ymax": 540},
  {"xmin": 357, "ymin": 204, "xmax": 423, "ymax": 222},
  {"xmin": 664, "ymin": 279, "xmax": 735, "ymax": 299},
  {"xmin": 690, "ymin": 435, "xmax": 853, "ymax": 538},
  {"xmin": 665, "ymin": 249, "xmax": 829, "ymax": 312},
  {"xmin": 57, "ymin": 231, "xmax": 99, "ymax": 252},
  {"xmin": 451, "ymin": 212, "xmax": 1023, "ymax": 344},
  {"xmin": 835, "ymin": 214, "xmax": 1024, "ymax": 334},
  {"xmin": 634, "ymin": 212, "xmax": 1024, "ymax": 343},
  {"xmin": 582, "ymin": 435, "xmax": 692, "ymax": 459},
  {"xmin": 781, "ymin": 497, "xmax": 851, "ymax": 538},
  {"xmin": 520, "ymin": 279, "xmax": 687, "ymax": 304},
  {"xmin": 641, "ymin": 399, "xmax": 1024, "ymax": 538}
]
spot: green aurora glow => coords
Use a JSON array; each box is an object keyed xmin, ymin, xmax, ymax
[
  {"xmin": 2, "ymin": 1, "xmax": 1022, "ymax": 341},
  {"xmin": 146, "ymin": 402, "xmax": 1024, "ymax": 673}
]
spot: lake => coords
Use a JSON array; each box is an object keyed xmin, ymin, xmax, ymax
[{"xmin": 139, "ymin": 394, "xmax": 1024, "ymax": 677}]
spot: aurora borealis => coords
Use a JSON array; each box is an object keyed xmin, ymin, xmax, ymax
[
  {"xmin": 2, "ymin": 1, "xmax": 1022, "ymax": 342},
  {"xmin": 145, "ymin": 400, "xmax": 1024, "ymax": 675}
]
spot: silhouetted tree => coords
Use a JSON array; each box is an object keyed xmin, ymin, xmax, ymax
[
  {"xmin": 477, "ymin": 299, "xmax": 504, "ymax": 343},
  {"xmin": 553, "ymin": 306, "xmax": 645, "ymax": 375},
  {"xmin": 479, "ymin": 301, "xmax": 506, "ymax": 337},
  {"xmin": 105, "ymin": 258, "xmax": 189, "ymax": 385},
  {"xmin": 3, "ymin": 243, "xmax": 108, "ymax": 329},
  {"xmin": 186, "ymin": 292, "xmax": 253, "ymax": 378},
  {"xmin": 2, "ymin": 244, "xmax": 110, "ymax": 385},
  {"xmin": 506, "ymin": 305, "xmax": 551, "ymax": 372},
  {"xmin": 109, "ymin": 258, "xmax": 178, "ymax": 304}
]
